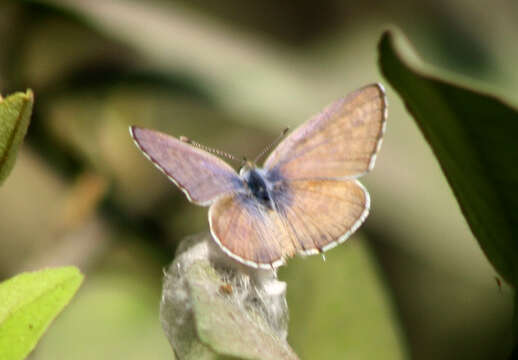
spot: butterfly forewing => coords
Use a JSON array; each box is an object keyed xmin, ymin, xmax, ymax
[
  {"xmin": 131, "ymin": 126, "xmax": 243, "ymax": 205},
  {"xmin": 264, "ymin": 83, "xmax": 386, "ymax": 180}
]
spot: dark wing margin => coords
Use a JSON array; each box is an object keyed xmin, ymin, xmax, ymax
[
  {"xmin": 130, "ymin": 126, "xmax": 243, "ymax": 206},
  {"xmin": 264, "ymin": 83, "xmax": 387, "ymax": 180}
]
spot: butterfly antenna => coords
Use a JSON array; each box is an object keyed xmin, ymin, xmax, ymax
[
  {"xmin": 254, "ymin": 127, "xmax": 289, "ymax": 163},
  {"xmin": 179, "ymin": 136, "xmax": 241, "ymax": 163}
]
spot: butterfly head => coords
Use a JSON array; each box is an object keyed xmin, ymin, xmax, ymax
[{"xmin": 239, "ymin": 159, "xmax": 257, "ymax": 176}]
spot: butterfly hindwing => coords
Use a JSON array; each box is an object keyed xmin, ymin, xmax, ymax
[
  {"xmin": 209, "ymin": 192, "xmax": 297, "ymax": 268},
  {"xmin": 131, "ymin": 126, "xmax": 243, "ymax": 206},
  {"xmin": 209, "ymin": 177, "xmax": 369, "ymax": 267},
  {"xmin": 274, "ymin": 178, "xmax": 369, "ymax": 255},
  {"xmin": 264, "ymin": 83, "xmax": 387, "ymax": 180}
]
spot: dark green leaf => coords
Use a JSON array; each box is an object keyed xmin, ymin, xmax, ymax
[{"xmin": 378, "ymin": 29, "xmax": 518, "ymax": 286}]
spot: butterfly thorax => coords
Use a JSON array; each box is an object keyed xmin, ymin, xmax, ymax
[{"xmin": 241, "ymin": 167, "xmax": 274, "ymax": 208}]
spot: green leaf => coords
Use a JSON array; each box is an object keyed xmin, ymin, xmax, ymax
[
  {"xmin": 378, "ymin": 29, "xmax": 518, "ymax": 286},
  {"xmin": 0, "ymin": 90, "xmax": 34, "ymax": 185},
  {"xmin": 0, "ymin": 267, "xmax": 84, "ymax": 360}
]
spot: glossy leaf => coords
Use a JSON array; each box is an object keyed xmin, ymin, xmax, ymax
[{"xmin": 378, "ymin": 29, "xmax": 518, "ymax": 286}]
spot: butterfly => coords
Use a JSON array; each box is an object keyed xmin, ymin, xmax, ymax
[{"xmin": 130, "ymin": 83, "xmax": 387, "ymax": 269}]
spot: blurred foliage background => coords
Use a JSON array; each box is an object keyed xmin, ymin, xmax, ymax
[{"xmin": 0, "ymin": 0, "xmax": 515, "ymax": 359}]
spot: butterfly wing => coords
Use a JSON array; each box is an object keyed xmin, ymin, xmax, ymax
[
  {"xmin": 209, "ymin": 192, "xmax": 297, "ymax": 268},
  {"xmin": 130, "ymin": 126, "xmax": 243, "ymax": 206},
  {"xmin": 274, "ymin": 178, "xmax": 369, "ymax": 255},
  {"xmin": 264, "ymin": 83, "xmax": 387, "ymax": 179},
  {"xmin": 208, "ymin": 178, "xmax": 369, "ymax": 267}
]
